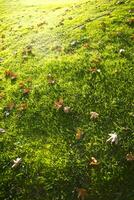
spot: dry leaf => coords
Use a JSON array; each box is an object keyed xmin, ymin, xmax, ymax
[
  {"xmin": 75, "ymin": 129, "xmax": 84, "ymax": 140},
  {"xmin": 12, "ymin": 158, "xmax": 22, "ymax": 168},
  {"xmin": 128, "ymin": 18, "xmax": 134, "ymax": 25},
  {"xmin": 89, "ymin": 157, "xmax": 100, "ymax": 167},
  {"xmin": 5, "ymin": 70, "xmax": 17, "ymax": 80},
  {"xmin": 23, "ymin": 88, "xmax": 30, "ymax": 95},
  {"xmin": 0, "ymin": 128, "xmax": 6, "ymax": 133},
  {"xmin": 106, "ymin": 132, "xmax": 118, "ymax": 144},
  {"xmin": 54, "ymin": 98, "xmax": 64, "ymax": 110},
  {"xmin": 47, "ymin": 74, "xmax": 56, "ymax": 85},
  {"xmin": 126, "ymin": 153, "xmax": 134, "ymax": 161},
  {"xmin": 90, "ymin": 112, "xmax": 99, "ymax": 120},
  {"xmin": 89, "ymin": 67, "xmax": 101, "ymax": 73},
  {"xmin": 63, "ymin": 106, "xmax": 71, "ymax": 113},
  {"xmin": 19, "ymin": 82, "xmax": 25, "ymax": 89},
  {"xmin": 76, "ymin": 188, "xmax": 88, "ymax": 200}
]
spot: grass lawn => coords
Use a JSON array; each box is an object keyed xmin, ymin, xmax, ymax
[{"xmin": 0, "ymin": 0, "xmax": 134, "ymax": 199}]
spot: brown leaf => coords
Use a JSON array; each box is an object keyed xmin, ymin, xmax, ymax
[
  {"xmin": 90, "ymin": 112, "xmax": 99, "ymax": 120},
  {"xmin": 54, "ymin": 98, "xmax": 64, "ymax": 110},
  {"xmin": 23, "ymin": 88, "xmax": 30, "ymax": 95},
  {"xmin": 126, "ymin": 153, "xmax": 134, "ymax": 161},
  {"xmin": 88, "ymin": 67, "xmax": 100, "ymax": 73},
  {"xmin": 75, "ymin": 129, "xmax": 84, "ymax": 140},
  {"xmin": 19, "ymin": 82, "xmax": 25, "ymax": 89},
  {"xmin": 89, "ymin": 157, "xmax": 100, "ymax": 167},
  {"xmin": 76, "ymin": 188, "xmax": 88, "ymax": 200},
  {"xmin": 5, "ymin": 70, "xmax": 17, "ymax": 80}
]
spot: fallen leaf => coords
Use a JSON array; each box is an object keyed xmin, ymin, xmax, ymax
[
  {"xmin": 63, "ymin": 106, "xmax": 71, "ymax": 113},
  {"xmin": 0, "ymin": 128, "xmax": 6, "ymax": 133},
  {"xmin": 129, "ymin": 9, "xmax": 134, "ymax": 13},
  {"xmin": 126, "ymin": 153, "xmax": 134, "ymax": 161},
  {"xmin": 75, "ymin": 129, "xmax": 84, "ymax": 140},
  {"xmin": 106, "ymin": 132, "xmax": 118, "ymax": 145},
  {"xmin": 5, "ymin": 70, "xmax": 17, "ymax": 80},
  {"xmin": 89, "ymin": 67, "xmax": 101, "ymax": 73},
  {"xmin": 12, "ymin": 158, "xmax": 22, "ymax": 168},
  {"xmin": 76, "ymin": 188, "xmax": 88, "ymax": 200},
  {"xmin": 90, "ymin": 112, "xmax": 99, "ymax": 120},
  {"xmin": 54, "ymin": 98, "xmax": 64, "ymax": 110},
  {"xmin": 47, "ymin": 74, "xmax": 56, "ymax": 85},
  {"xmin": 89, "ymin": 157, "xmax": 100, "ymax": 167},
  {"xmin": 128, "ymin": 18, "xmax": 134, "ymax": 25},
  {"xmin": 19, "ymin": 82, "xmax": 25, "ymax": 88},
  {"xmin": 23, "ymin": 88, "xmax": 30, "ymax": 95},
  {"xmin": 119, "ymin": 49, "xmax": 125, "ymax": 54}
]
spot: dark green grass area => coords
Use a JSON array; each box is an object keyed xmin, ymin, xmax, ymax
[{"xmin": 0, "ymin": 0, "xmax": 134, "ymax": 199}]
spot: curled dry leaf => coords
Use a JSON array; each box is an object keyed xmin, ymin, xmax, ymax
[
  {"xmin": 119, "ymin": 49, "xmax": 125, "ymax": 54},
  {"xmin": 54, "ymin": 98, "xmax": 64, "ymax": 110},
  {"xmin": 63, "ymin": 106, "xmax": 71, "ymax": 113},
  {"xmin": 90, "ymin": 112, "xmax": 99, "ymax": 120},
  {"xmin": 23, "ymin": 88, "xmax": 30, "ymax": 95},
  {"xmin": 75, "ymin": 129, "xmax": 84, "ymax": 140},
  {"xmin": 5, "ymin": 70, "xmax": 17, "ymax": 80},
  {"xmin": 76, "ymin": 188, "xmax": 88, "ymax": 200},
  {"xmin": 89, "ymin": 157, "xmax": 100, "ymax": 167},
  {"xmin": 126, "ymin": 153, "xmax": 134, "ymax": 161}
]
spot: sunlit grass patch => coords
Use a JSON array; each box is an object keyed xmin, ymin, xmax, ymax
[{"xmin": 0, "ymin": 0, "xmax": 134, "ymax": 199}]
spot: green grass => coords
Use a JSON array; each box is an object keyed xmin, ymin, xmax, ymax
[{"xmin": 0, "ymin": 0, "xmax": 134, "ymax": 199}]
